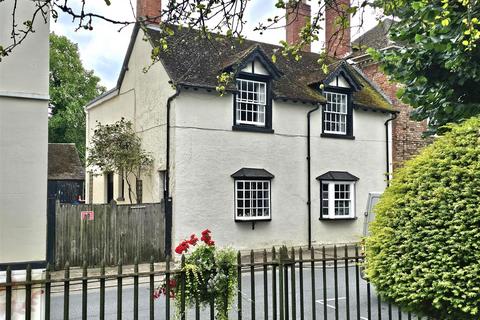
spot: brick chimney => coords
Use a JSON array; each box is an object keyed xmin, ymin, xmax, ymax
[
  {"xmin": 137, "ymin": 0, "xmax": 161, "ymax": 22},
  {"xmin": 286, "ymin": 0, "xmax": 312, "ymax": 52},
  {"xmin": 325, "ymin": 0, "xmax": 351, "ymax": 57}
]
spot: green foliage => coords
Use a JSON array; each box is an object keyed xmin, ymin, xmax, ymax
[
  {"xmin": 158, "ymin": 230, "xmax": 238, "ymax": 320},
  {"xmin": 87, "ymin": 118, "xmax": 153, "ymax": 203},
  {"xmin": 372, "ymin": 0, "xmax": 480, "ymax": 134},
  {"xmin": 49, "ymin": 33, "xmax": 105, "ymax": 162},
  {"xmin": 365, "ymin": 117, "xmax": 480, "ymax": 319}
]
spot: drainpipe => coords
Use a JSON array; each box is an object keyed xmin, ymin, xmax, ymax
[
  {"xmin": 384, "ymin": 112, "xmax": 398, "ymax": 186},
  {"xmin": 307, "ymin": 104, "xmax": 320, "ymax": 249},
  {"xmin": 164, "ymin": 87, "xmax": 180, "ymax": 258}
]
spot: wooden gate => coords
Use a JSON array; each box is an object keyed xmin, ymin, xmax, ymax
[{"xmin": 54, "ymin": 201, "xmax": 165, "ymax": 268}]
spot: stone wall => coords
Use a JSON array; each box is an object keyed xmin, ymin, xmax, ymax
[{"xmin": 360, "ymin": 62, "xmax": 430, "ymax": 169}]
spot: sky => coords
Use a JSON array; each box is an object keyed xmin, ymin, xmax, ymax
[{"xmin": 51, "ymin": 0, "xmax": 382, "ymax": 89}]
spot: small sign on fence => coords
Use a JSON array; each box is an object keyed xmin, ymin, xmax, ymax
[{"xmin": 81, "ymin": 211, "xmax": 94, "ymax": 220}]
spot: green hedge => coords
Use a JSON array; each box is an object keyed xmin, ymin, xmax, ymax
[{"xmin": 365, "ymin": 117, "xmax": 480, "ymax": 319}]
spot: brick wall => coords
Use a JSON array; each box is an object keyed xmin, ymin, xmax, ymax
[
  {"xmin": 360, "ymin": 62, "xmax": 430, "ymax": 170},
  {"xmin": 137, "ymin": 0, "xmax": 161, "ymax": 22},
  {"xmin": 325, "ymin": 0, "xmax": 351, "ymax": 58},
  {"xmin": 286, "ymin": 0, "xmax": 311, "ymax": 52}
]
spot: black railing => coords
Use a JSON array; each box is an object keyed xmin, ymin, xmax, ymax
[{"xmin": 1, "ymin": 245, "xmax": 424, "ymax": 319}]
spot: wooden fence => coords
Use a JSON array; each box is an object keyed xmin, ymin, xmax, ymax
[{"xmin": 54, "ymin": 201, "xmax": 165, "ymax": 268}]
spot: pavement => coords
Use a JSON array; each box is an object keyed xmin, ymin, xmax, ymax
[{"xmin": 50, "ymin": 264, "xmax": 415, "ymax": 320}]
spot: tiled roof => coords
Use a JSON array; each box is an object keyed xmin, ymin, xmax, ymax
[
  {"xmin": 147, "ymin": 25, "xmax": 393, "ymax": 112},
  {"xmin": 48, "ymin": 143, "xmax": 85, "ymax": 180},
  {"xmin": 351, "ymin": 19, "xmax": 396, "ymax": 57}
]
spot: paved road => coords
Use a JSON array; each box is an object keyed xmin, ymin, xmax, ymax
[{"xmin": 51, "ymin": 265, "xmax": 414, "ymax": 319}]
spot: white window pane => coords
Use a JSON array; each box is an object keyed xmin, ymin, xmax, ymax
[
  {"xmin": 236, "ymin": 79, "xmax": 267, "ymax": 126},
  {"xmin": 235, "ymin": 179, "xmax": 271, "ymax": 220},
  {"xmin": 324, "ymin": 92, "xmax": 348, "ymax": 134}
]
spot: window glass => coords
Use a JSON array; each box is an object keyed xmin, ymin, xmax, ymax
[
  {"xmin": 235, "ymin": 179, "xmax": 271, "ymax": 220},
  {"xmin": 324, "ymin": 92, "xmax": 348, "ymax": 134},
  {"xmin": 321, "ymin": 181, "xmax": 355, "ymax": 219},
  {"xmin": 236, "ymin": 79, "xmax": 267, "ymax": 126}
]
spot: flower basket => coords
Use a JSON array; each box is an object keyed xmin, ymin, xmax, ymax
[{"xmin": 155, "ymin": 230, "xmax": 238, "ymax": 320}]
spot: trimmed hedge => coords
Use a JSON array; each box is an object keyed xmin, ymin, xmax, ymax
[{"xmin": 365, "ymin": 117, "xmax": 480, "ymax": 319}]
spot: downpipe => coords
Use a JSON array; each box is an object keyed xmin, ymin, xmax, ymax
[
  {"xmin": 164, "ymin": 87, "xmax": 180, "ymax": 258},
  {"xmin": 384, "ymin": 112, "xmax": 398, "ymax": 186},
  {"xmin": 306, "ymin": 104, "xmax": 320, "ymax": 249}
]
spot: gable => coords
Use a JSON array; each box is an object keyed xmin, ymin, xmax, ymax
[
  {"xmin": 323, "ymin": 63, "xmax": 362, "ymax": 92},
  {"xmin": 241, "ymin": 58, "xmax": 270, "ymax": 76},
  {"xmin": 326, "ymin": 74, "xmax": 350, "ymax": 88}
]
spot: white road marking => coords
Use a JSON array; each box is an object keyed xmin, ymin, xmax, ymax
[
  {"xmin": 316, "ymin": 297, "xmax": 346, "ymax": 309},
  {"xmin": 316, "ymin": 297, "xmax": 369, "ymax": 320}
]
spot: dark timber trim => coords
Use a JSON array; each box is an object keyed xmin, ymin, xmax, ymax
[
  {"xmin": 321, "ymin": 86, "xmax": 354, "ymax": 138},
  {"xmin": 233, "ymin": 72, "xmax": 274, "ymax": 133}
]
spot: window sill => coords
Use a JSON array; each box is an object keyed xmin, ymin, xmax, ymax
[
  {"xmin": 319, "ymin": 216, "xmax": 357, "ymax": 221},
  {"xmin": 232, "ymin": 125, "xmax": 274, "ymax": 134},
  {"xmin": 235, "ymin": 218, "xmax": 272, "ymax": 222},
  {"xmin": 321, "ymin": 133, "xmax": 355, "ymax": 140}
]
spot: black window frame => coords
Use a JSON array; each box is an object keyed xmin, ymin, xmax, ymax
[
  {"xmin": 232, "ymin": 72, "xmax": 274, "ymax": 134},
  {"xmin": 231, "ymin": 168, "xmax": 274, "ymax": 223},
  {"xmin": 321, "ymin": 86, "xmax": 355, "ymax": 140}
]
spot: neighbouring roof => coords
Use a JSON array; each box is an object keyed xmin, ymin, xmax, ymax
[
  {"xmin": 48, "ymin": 143, "xmax": 85, "ymax": 180},
  {"xmin": 146, "ymin": 24, "xmax": 393, "ymax": 112},
  {"xmin": 231, "ymin": 168, "xmax": 275, "ymax": 180},
  {"xmin": 352, "ymin": 19, "xmax": 395, "ymax": 53},
  {"xmin": 316, "ymin": 171, "xmax": 359, "ymax": 181}
]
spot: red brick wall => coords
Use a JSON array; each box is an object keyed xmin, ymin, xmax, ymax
[
  {"xmin": 286, "ymin": 0, "xmax": 311, "ymax": 52},
  {"xmin": 325, "ymin": 0, "xmax": 351, "ymax": 58},
  {"xmin": 137, "ymin": 0, "xmax": 161, "ymax": 22},
  {"xmin": 360, "ymin": 62, "xmax": 430, "ymax": 169}
]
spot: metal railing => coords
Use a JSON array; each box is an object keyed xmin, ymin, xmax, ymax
[{"xmin": 1, "ymin": 245, "xmax": 425, "ymax": 320}]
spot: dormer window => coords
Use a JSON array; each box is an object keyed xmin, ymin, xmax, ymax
[
  {"xmin": 320, "ymin": 69, "xmax": 360, "ymax": 139},
  {"xmin": 229, "ymin": 47, "xmax": 281, "ymax": 134},
  {"xmin": 236, "ymin": 78, "xmax": 267, "ymax": 127}
]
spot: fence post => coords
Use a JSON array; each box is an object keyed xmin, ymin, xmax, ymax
[
  {"xmin": 165, "ymin": 255, "xmax": 171, "ymax": 320},
  {"xmin": 64, "ymin": 262, "xmax": 70, "ymax": 320},
  {"xmin": 279, "ymin": 247, "xmax": 284, "ymax": 320},
  {"xmin": 5, "ymin": 266, "xmax": 11, "ymax": 320},
  {"xmin": 82, "ymin": 260, "xmax": 88, "ymax": 320},
  {"xmin": 237, "ymin": 251, "xmax": 242, "ymax": 320},
  {"xmin": 25, "ymin": 264, "xmax": 32, "ymax": 320},
  {"xmin": 180, "ymin": 255, "xmax": 186, "ymax": 320},
  {"xmin": 45, "ymin": 264, "xmax": 51, "ymax": 320},
  {"xmin": 272, "ymin": 247, "xmax": 277, "ymax": 320},
  {"xmin": 117, "ymin": 260, "xmax": 122, "ymax": 320}
]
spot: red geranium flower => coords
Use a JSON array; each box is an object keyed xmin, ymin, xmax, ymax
[
  {"xmin": 175, "ymin": 240, "xmax": 190, "ymax": 254},
  {"xmin": 188, "ymin": 234, "xmax": 199, "ymax": 246}
]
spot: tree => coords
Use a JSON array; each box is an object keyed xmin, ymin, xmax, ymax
[
  {"xmin": 49, "ymin": 33, "xmax": 105, "ymax": 161},
  {"xmin": 365, "ymin": 116, "xmax": 480, "ymax": 319},
  {"xmin": 370, "ymin": 0, "xmax": 480, "ymax": 134},
  {"xmin": 87, "ymin": 118, "xmax": 153, "ymax": 204},
  {"xmin": 1, "ymin": 0, "xmax": 370, "ymax": 64}
]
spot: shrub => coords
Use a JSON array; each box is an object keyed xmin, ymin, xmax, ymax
[{"xmin": 365, "ymin": 117, "xmax": 480, "ymax": 319}]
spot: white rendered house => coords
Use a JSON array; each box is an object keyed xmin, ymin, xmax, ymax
[
  {"xmin": 0, "ymin": 0, "xmax": 49, "ymax": 318},
  {"xmin": 0, "ymin": 0, "xmax": 49, "ymax": 268},
  {"xmin": 85, "ymin": 0, "xmax": 396, "ymax": 252}
]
